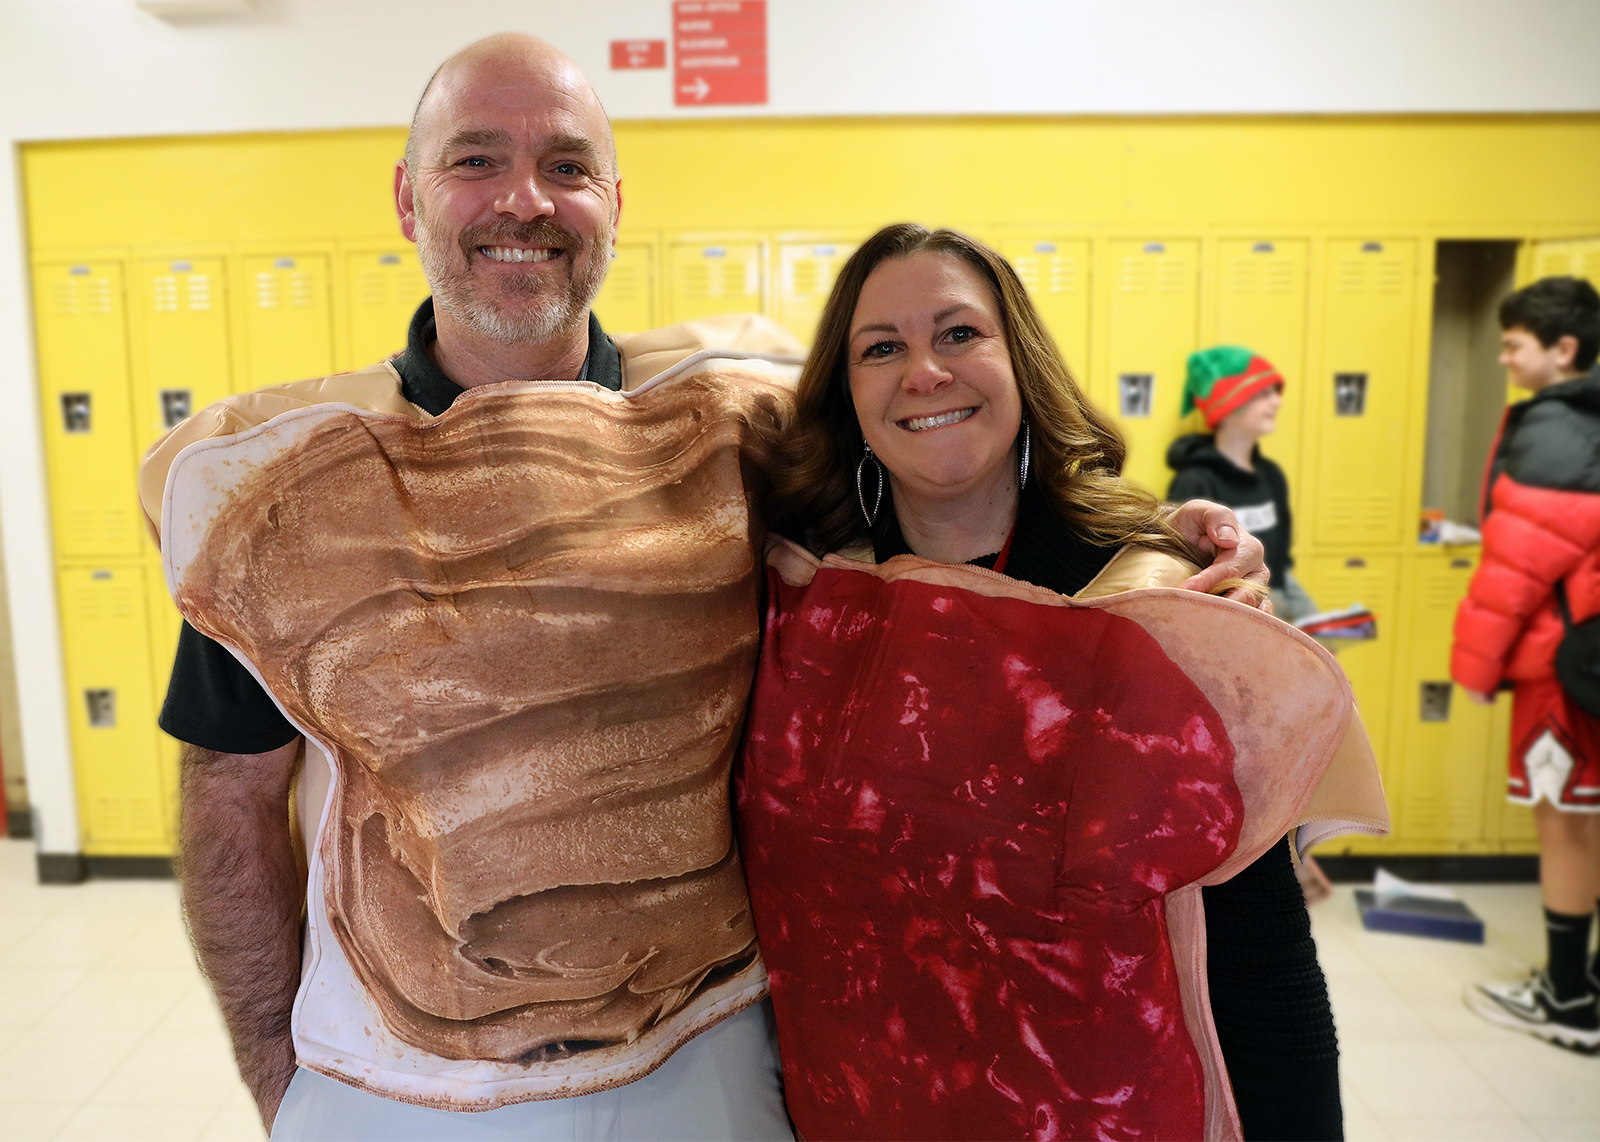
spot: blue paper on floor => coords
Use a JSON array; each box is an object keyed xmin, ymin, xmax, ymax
[{"xmin": 1355, "ymin": 869, "xmax": 1485, "ymax": 943}]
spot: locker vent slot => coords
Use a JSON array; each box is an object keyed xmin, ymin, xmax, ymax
[
  {"xmin": 1420, "ymin": 682, "xmax": 1452, "ymax": 722},
  {"xmin": 61, "ymin": 393, "xmax": 91, "ymax": 433},
  {"xmin": 1118, "ymin": 374, "xmax": 1154, "ymax": 418},
  {"xmin": 1334, "ymin": 372, "xmax": 1368, "ymax": 416},
  {"xmin": 85, "ymin": 688, "xmax": 116, "ymax": 728}
]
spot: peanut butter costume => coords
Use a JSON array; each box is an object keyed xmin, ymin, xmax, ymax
[{"xmin": 139, "ymin": 316, "xmax": 801, "ymax": 1110}]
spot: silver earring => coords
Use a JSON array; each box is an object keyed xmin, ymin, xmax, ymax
[
  {"xmin": 1019, "ymin": 419, "xmax": 1031, "ymax": 490},
  {"xmin": 857, "ymin": 443, "xmax": 884, "ymax": 527}
]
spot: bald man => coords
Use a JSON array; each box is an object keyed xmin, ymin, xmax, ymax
[
  {"xmin": 149, "ymin": 33, "xmax": 1267, "ymax": 1142},
  {"xmin": 153, "ymin": 35, "xmax": 794, "ymax": 1140}
]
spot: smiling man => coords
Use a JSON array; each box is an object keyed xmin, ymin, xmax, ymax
[{"xmin": 144, "ymin": 34, "xmax": 797, "ymax": 1141}]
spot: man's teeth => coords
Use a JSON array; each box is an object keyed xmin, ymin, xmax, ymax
[
  {"xmin": 481, "ymin": 246, "xmax": 560, "ymax": 263},
  {"xmin": 901, "ymin": 408, "xmax": 976, "ymax": 432}
]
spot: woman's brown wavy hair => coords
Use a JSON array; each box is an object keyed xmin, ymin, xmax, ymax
[{"xmin": 767, "ymin": 223, "xmax": 1201, "ymax": 563}]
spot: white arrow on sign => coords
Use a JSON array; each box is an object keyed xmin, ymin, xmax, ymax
[{"xmin": 680, "ymin": 76, "xmax": 711, "ymax": 101}]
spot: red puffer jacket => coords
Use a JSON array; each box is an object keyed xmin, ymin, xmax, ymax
[{"xmin": 1452, "ymin": 371, "xmax": 1600, "ymax": 694}]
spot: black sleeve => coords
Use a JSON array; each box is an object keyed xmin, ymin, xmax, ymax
[
  {"xmin": 1166, "ymin": 467, "xmax": 1221, "ymax": 505},
  {"xmin": 159, "ymin": 620, "xmax": 300, "ymax": 754},
  {"xmin": 1203, "ymin": 836, "xmax": 1342, "ymax": 1141},
  {"xmin": 1268, "ymin": 459, "xmax": 1294, "ymax": 570}
]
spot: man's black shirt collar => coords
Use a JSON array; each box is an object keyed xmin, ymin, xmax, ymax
[{"xmin": 393, "ymin": 297, "xmax": 623, "ymax": 415}]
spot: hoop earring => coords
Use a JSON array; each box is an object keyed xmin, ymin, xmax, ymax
[
  {"xmin": 857, "ymin": 443, "xmax": 884, "ymax": 527},
  {"xmin": 1018, "ymin": 419, "xmax": 1031, "ymax": 490}
]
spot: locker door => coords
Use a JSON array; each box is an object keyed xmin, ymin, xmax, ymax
[
  {"xmin": 1309, "ymin": 240, "xmax": 1417, "ymax": 548},
  {"xmin": 33, "ymin": 260, "xmax": 141, "ymax": 558},
  {"xmin": 775, "ymin": 239, "xmax": 857, "ymax": 346},
  {"xmin": 592, "ymin": 242, "xmax": 656, "ymax": 335},
  {"xmin": 1214, "ymin": 240, "xmax": 1309, "ymax": 525},
  {"xmin": 58, "ymin": 565, "xmax": 171, "ymax": 855},
  {"xmin": 242, "ymin": 253, "xmax": 334, "ymax": 390},
  {"xmin": 347, "ymin": 250, "xmax": 429, "ymax": 368},
  {"xmin": 667, "ymin": 238, "xmax": 765, "ymax": 324},
  {"xmin": 1105, "ymin": 239, "xmax": 1199, "ymax": 497},
  {"xmin": 1000, "ymin": 236, "xmax": 1091, "ymax": 381},
  {"xmin": 1390, "ymin": 552, "xmax": 1499, "ymax": 847},
  {"xmin": 133, "ymin": 257, "xmax": 231, "ymax": 450},
  {"xmin": 1528, "ymin": 236, "xmax": 1600, "ymax": 283},
  {"xmin": 1297, "ymin": 553, "xmax": 1400, "ymax": 796},
  {"xmin": 145, "ymin": 556, "xmax": 183, "ymax": 839}
]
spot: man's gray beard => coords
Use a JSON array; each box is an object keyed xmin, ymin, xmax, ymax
[{"xmin": 416, "ymin": 221, "xmax": 609, "ymax": 346}]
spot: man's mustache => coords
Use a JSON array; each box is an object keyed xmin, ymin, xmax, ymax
[{"xmin": 458, "ymin": 220, "xmax": 584, "ymax": 259}]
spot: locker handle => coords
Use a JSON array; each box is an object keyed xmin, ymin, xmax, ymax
[
  {"xmin": 1143, "ymin": 241, "xmax": 1165, "ymax": 254},
  {"xmin": 1344, "ymin": 558, "xmax": 1367, "ymax": 568},
  {"xmin": 1420, "ymin": 682, "xmax": 1452, "ymax": 722},
  {"xmin": 1450, "ymin": 559, "xmax": 1472, "ymax": 569},
  {"xmin": 1334, "ymin": 372, "xmax": 1368, "ymax": 417},
  {"xmin": 1252, "ymin": 242, "xmax": 1275, "ymax": 253},
  {"xmin": 1118, "ymin": 374, "xmax": 1154, "ymax": 418},
  {"xmin": 1361, "ymin": 241, "xmax": 1384, "ymax": 253},
  {"xmin": 61, "ymin": 392, "xmax": 91, "ymax": 433},
  {"xmin": 85, "ymin": 688, "xmax": 116, "ymax": 728}
]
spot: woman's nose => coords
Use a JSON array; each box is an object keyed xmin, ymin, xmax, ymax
[{"xmin": 902, "ymin": 348, "xmax": 952, "ymax": 393}]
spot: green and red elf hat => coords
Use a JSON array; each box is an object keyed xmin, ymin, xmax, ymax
[{"xmin": 1182, "ymin": 346, "xmax": 1284, "ymax": 429}]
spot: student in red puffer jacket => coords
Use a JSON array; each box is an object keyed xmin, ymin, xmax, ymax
[{"xmin": 1452, "ymin": 275, "xmax": 1600, "ymax": 1053}]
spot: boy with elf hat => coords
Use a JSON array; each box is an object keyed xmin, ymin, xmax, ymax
[{"xmin": 1167, "ymin": 346, "xmax": 1318, "ymax": 620}]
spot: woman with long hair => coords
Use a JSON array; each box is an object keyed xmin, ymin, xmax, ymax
[{"xmin": 736, "ymin": 224, "xmax": 1379, "ymax": 1140}]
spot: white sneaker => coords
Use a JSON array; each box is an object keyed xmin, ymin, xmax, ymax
[{"xmin": 1465, "ymin": 971, "xmax": 1600, "ymax": 1053}]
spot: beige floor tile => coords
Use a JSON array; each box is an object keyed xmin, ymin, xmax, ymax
[
  {"xmin": 1377, "ymin": 1116, "xmax": 1543, "ymax": 1140},
  {"xmin": 1527, "ymin": 1119, "xmax": 1600, "ymax": 1141},
  {"xmin": 43, "ymin": 967, "xmax": 194, "ymax": 1033},
  {"xmin": 91, "ymin": 1030, "xmax": 249, "ymax": 1109},
  {"xmin": 0, "ymin": 1100, "xmax": 78, "ymax": 1142},
  {"xmin": 0, "ymin": 1027, "xmax": 144, "ymax": 1106},
  {"xmin": 55, "ymin": 1102, "xmax": 217, "ymax": 1141},
  {"xmin": 1343, "ymin": 1040, "xmax": 1522, "ymax": 1118},
  {"xmin": 0, "ymin": 910, "xmax": 155, "ymax": 971},
  {"xmin": 1344, "ymin": 1115, "xmax": 1394, "ymax": 1141},
  {"xmin": 1457, "ymin": 1039, "xmax": 1600, "ymax": 1119},
  {"xmin": 0, "ymin": 965, "xmax": 87, "ymax": 1032},
  {"xmin": 153, "ymin": 979, "xmax": 232, "ymax": 1037},
  {"xmin": 198, "ymin": 1105, "xmax": 268, "ymax": 1142},
  {"xmin": 1327, "ymin": 970, "xmax": 1440, "ymax": 1042}
]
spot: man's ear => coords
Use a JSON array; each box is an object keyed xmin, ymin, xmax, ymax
[
  {"xmin": 611, "ymin": 178, "xmax": 623, "ymax": 248},
  {"xmin": 1555, "ymin": 334, "xmax": 1581, "ymax": 371},
  {"xmin": 395, "ymin": 161, "xmax": 418, "ymax": 243}
]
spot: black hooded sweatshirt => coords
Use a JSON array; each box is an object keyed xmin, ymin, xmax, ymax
[{"xmin": 1166, "ymin": 434, "xmax": 1293, "ymax": 588}]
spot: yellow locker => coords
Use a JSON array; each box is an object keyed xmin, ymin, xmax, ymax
[
  {"xmin": 1388, "ymin": 551, "xmax": 1502, "ymax": 848},
  {"xmin": 667, "ymin": 237, "xmax": 765, "ymax": 325},
  {"xmin": 346, "ymin": 249, "xmax": 428, "ymax": 368},
  {"xmin": 1308, "ymin": 239, "xmax": 1417, "ymax": 548},
  {"xmin": 58, "ymin": 564, "xmax": 171, "ymax": 855},
  {"xmin": 1297, "ymin": 552, "xmax": 1401, "ymax": 812},
  {"xmin": 774, "ymin": 238, "xmax": 858, "ymax": 346},
  {"xmin": 1213, "ymin": 239, "xmax": 1309, "ymax": 523},
  {"xmin": 32, "ymin": 260, "xmax": 142, "ymax": 559},
  {"xmin": 1103, "ymin": 238, "xmax": 1199, "ymax": 497},
  {"xmin": 241, "ymin": 252, "xmax": 334, "ymax": 390},
  {"xmin": 592, "ymin": 241, "xmax": 656, "ymax": 336},
  {"xmin": 132, "ymin": 256, "xmax": 232, "ymax": 448},
  {"xmin": 1529, "ymin": 236, "xmax": 1600, "ymax": 283},
  {"xmin": 1000, "ymin": 235, "xmax": 1091, "ymax": 381},
  {"xmin": 145, "ymin": 555, "xmax": 183, "ymax": 842}
]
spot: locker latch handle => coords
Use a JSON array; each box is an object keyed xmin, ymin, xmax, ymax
[
  {"xmin": 1334, "ymin": 373, "xmax": 1368, "ymax": 417},
  {"xmin": 1118, "ymin": 374, "xmax": 1154, "ymax": 418},
  {"xmin": 61, "ymin": 393, "xmax": 91, "ymax": 433}
]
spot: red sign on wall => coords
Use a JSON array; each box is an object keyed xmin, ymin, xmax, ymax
[
  {"xmin": 674, "ymin": 0, "xmax": 768, "ymax": 107},
  {"xmin": 611, "ymin": 39, "xmax": 667, "ymax": 70}
]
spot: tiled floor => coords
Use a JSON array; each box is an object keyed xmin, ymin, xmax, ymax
[{"xmin": 1, "ymin": 835, "xmax": 1597, "ymax": 1141}]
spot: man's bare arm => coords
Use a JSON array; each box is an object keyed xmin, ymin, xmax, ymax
[{"xmin": 177, "ymin": 738, "xmax": 304, "ymax": 1129}]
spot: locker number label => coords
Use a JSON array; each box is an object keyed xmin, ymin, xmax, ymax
[
  {"xmin": 1334, "ymin": 372, "xmax": 1368, "ymax": 417},
  {"xmin": 61, "ymin": 392, "xmax": 91, "ymax": 433},
  {"xmin": 1119, "ymin": 373, "xmax": 1154, "ymax": 418}
]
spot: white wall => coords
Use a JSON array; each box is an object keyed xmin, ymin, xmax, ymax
[{"xmin": 3, "ymin": 0, "xmax": 1599, "ymax": 856}]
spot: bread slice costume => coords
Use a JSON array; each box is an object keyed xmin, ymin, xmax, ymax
[
  {"xmin": 138, "ymin": 320, "xmax": 799, "ymax": 1109},
  {"xmin": 736, "ymin": 540, "xmax": 1388, "ymax": 1141}
]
